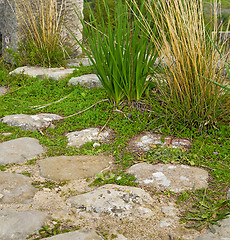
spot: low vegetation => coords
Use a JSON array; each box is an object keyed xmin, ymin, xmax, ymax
[{"xmin": 0, "ymin": 0, "xmax": 229, "ymax": 237}]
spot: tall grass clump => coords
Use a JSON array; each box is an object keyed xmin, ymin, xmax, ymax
[
  {"xmin": 8, "ymin": 0, "xmax": 72, "ymax": 67},
  {"xmin": 135, "ymin": 0, "xmax": 230, "ymax": 128},
  {"xmin": 72, "ymin": 0, "xmax": 159, "ymax": 105}
]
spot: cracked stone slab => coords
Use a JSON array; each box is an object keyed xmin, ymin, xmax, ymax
[
  {"xmin": 66, "ymin": 127, "xmax": 111, "ymax": 148},
  {"xmin": 0, "ymin": 210, "xmax": 48, "ymax": 240},
  {"xmin": 0, "ymin": 137, "xmax": 45, "ymax": 165},
  {"xmin": 69, "ymin": 74, "xmax": 102, "ymax": 88},
  {"xmin": 0, "ymin": 172, "xmax": 37, "ymax": 203},
  {"xmin": 0, "ymin": 86, "xmax": 7, "ymax": 96},
  {"xmin": 130, "ymin": 133, "xmax": 191, "ymax": 151},
  {"xmin": 66, "ymin": 184, "xmax": 155, "ymax": 218},
  {"xmin": 39, "ymin": 155, "xmax": 113, "ymax": 181},
  {"xmin": 10, "ymin": 66, "xmax": 74, "ymax": 80},
  {"xmin": 195, "ymin": 216, "xmax": 230, "ymax": 240},
  {"xmin": 43, "ymin": 229, "xmax": 103, "ymax": 240},
  {"xmin": 127, "ymin": 163, "xmax": 208, "ymax": 192},
  {"xmin": 1, "ymin": 113, "xmax": 62, "ymax": 131}
]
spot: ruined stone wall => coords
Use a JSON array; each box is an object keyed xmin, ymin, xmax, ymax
[{"xmin": 0, "ymin": 0, "xmax": 83, "ymax": 57}]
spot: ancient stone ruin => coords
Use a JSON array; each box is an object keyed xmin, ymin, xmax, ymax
[{"xmin": 0, "ymin": 0, "xmax": 83, "ymax": 57}]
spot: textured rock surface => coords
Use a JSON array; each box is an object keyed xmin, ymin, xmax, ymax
[
  {"xmin": 131, "ymin": 133, "xmax": 191, "ymax": 151},
  {"xmin": 127, "ymin": 163, "xmax": 208, "ymax": 192},
  {"xmin": 195, "ymin": 216, "xmax": 230, "ymax": 240},
  {"xmin": 43, "ymin": 229, "xmax": 103, "ymax": 240},
  {"xmin": 0, "ymin": 86, "xmax": 7, "ymax": 96},
  {"xmin": 1, "ymin": 113, "xmax": 62, "ymax": 131},
  {"xmin": 39, "ymin": 155, "xmax": 113, "ymax": 181},
  {"xmin": 0, "ymin": 137, "xmax": 44, "ymax": 165},
  {"xmin": 67, "ymin": 184, "xmax": 155, "ymax": 218},
  {"xmin": 0, "ymin": 210, "xmax": 47, "ymax": 240},
  {"xmin": 10, "ymin": 66, "xmax": 74, "ymax": 80},
  {"xmin": 69, "ymin": 74, "xmax": 102, "ymax": 88},
  {"xmin": 66, "ymin": 128, "xmax": 111, "ymax": 148},
  {"xmin": 67, "ymin": 57, "xmax": 93, "ymax": 67},
  {"xmin": 0, "ymin": 171, "xmax": 36, "ymax": 203}
]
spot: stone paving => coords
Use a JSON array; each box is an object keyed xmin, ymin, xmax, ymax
[{"xmin": 0, "ymin": 67, "xmax": 229, "ymax": 240}]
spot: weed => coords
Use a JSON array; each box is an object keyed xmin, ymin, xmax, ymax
[
  {"xmin": 178, "ymin": 188, "xmax": 230, "ymax": 233},
  {"xmin": 90, "ymin": 170, "xmax": 137, "ymax": 187},
  {"xmin": 32, "ymin": 180, "xmax": 67, "ymax": 190},
  {"xmin": 28, "ymin": 219, "xmax": 80, "ymax": 239},
  {"xmin": 20, "ymin": 171, "xmax": 31, "ymax": 177},
  {"xmin": 144, "ymin": 146, "xmax": 196, "ymax": 165}
]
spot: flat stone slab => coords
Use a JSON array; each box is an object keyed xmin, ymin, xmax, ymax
[
  {"xmin": 0, "ymin": 86, "xmax": 7, "ymax": 96},
  {"xmin": 69, "ymin": 74, "xmax": 102, "ymax": 88},
  {"xmin": 10, "ymin": 66, "xmax": 74, "ymax": 80},
  {"xmin": 1, "ymin": 113, "xmax": 62, "ymax": 131},
  {"xmin": 0, "ymin": 137, "xmax": 44, "ymax": 165},
  {"xmin": 0, "ymin": 171, "xmax": 37, "ymax": 203},
  {"xmin": 127, "ymin": 163, "xmax": 208, "ymax": 192},
  {"xmin": 130, "ymin": 133, "xmax": 191, "ymax": 151},
  {"xmin": 195, "ymin": 216, "xmax": 230, "ymax": 240},
  {"xmin": 0, "ymin": 210, "xmax": 47, "ymax": 240},
  {"xmin": 67, "ymin": 57, "xmax": 93, "ymax": 67},
  {"xmin": 66, "ymin": 127, "xmax": 111, "ymax": 148},
  {"xmin": 67, "ymin": 184, "xmax": 154, "ymax": 218},
  {"xmin": 43, "ymin": 229, "xmax": 102, "ymax": 240},
  {"xmin": 39, "ymin": 155, "xmax": 113, "ymax": 181}
]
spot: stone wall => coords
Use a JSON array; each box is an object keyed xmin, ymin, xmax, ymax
[{"xmin": 0, "ymin": 0, "xmax": 83, "ymax": 57}]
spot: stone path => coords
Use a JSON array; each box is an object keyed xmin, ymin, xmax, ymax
[
  {"xmin": 1, "ymin": 114, "xmax": 62, "ymax": 131},
  {"xmin": 0, "ymin": 64, "xmax": 229, "ymax": 239},
  {"xmin": 69, "ymin": 74, "xmax": 102, "ymax": 89},
  {"xmin": 10, "ymin": 66, "xmax": 74, "ymax": 81}
]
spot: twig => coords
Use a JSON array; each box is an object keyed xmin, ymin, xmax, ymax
[
  {"xmin": 30, "ymin": 96, "xmax": 69, "ymax": 110},
  {"xmin": 201, "ymin": 165, "xmax": 216, "ymax": 171},
  {"xmin": 97, "ymin": 111, "xmax": 113, "ymax": 137},
  {"xmin": 62, "ymin": 99, "xmax": 109, "ymax": 119},
  {"xmin": 113, "ymin": 108, "xmax": 134, "ymax": 122}
]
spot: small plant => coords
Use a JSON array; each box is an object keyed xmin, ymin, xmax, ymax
[
  {"xmin": 180, "ymin": 189, "xmax": 230, "ymax": 233},
  {"xmin": 71, "ymin": 0, "xmax": 159, "ymax": 105},
  {"xmin": 91, "ymin": 170, "xmax": 137, "ymax": 187},
  {"xmin": 144, "ymin": 146, "xmax": 196, "ymax": 165}
]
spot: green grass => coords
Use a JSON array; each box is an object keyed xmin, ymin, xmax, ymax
[{"xmin": 0, "ymin": 61, "xmax": 230, "ymax": 233}]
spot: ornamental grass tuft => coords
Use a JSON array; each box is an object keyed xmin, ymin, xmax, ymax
[{"xmin": 134, "ymin": 0, "xmax": 230, "ymax": 128}]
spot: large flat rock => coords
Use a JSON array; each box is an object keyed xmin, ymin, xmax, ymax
[
  {"xmin": 1, "ymin": 113, "xmax": 62, "ymax": 131},
  {"xmin": 43, "ymin": 229, "xmax": 102, "ymax": 240},
  {"xmin": 127, "ymin": 163, "xmax": 208, "ymax": 193},
  {"xmin": 0, "ymin": 137, "xmax": 45, "ymax": 165},
  {"xmin": 130, "ymin": 133, "xmax": 191, "ymax": 151},
  {"xmin": 69, "ymin": 74, "xmax": 102, "ymax": 88},
  {"xmin": 0, "ymin": 171, "xmax": 36, "ymax": 203},
  {"xmin": 66, "ymin": 127, "xmax": 111, "ymax": 148},
  {"xmin": 39, "ymin": 155, "xmax": 113, "ymax": 181},
  {"xmin": 195, "ymin": 216, "xmax": 230, "ymax": 240},
  {"xmin": 0, "ymin": 210, "xmax": 48, "ymax": 240},
  {"xmin": 10, "ymin": 66, "xmax": 74, "ymax": 80},
  {"xmin": 66, "ymin": 184, "xmax": 154, "ymax": 218}
]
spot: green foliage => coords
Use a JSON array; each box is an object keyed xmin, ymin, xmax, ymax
[
  {"xmin": 144, "ymin": 146, "xmax": 196, "ymax": 165},
  {"xmin": 73, "ymin": 0, "xmax": 159, "ymax": 105},
  {"xmin": 179, "ymin": 189, "xmax": 230, "ymax": 233},
  {"xmin": 91, "ymin": 171, "xmax": 137, "ymax": 186}
]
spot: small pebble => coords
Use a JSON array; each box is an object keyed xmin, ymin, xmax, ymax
[{"xmin": 0, "ymin": 194, "xmax": 4, "ymax": 199}]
